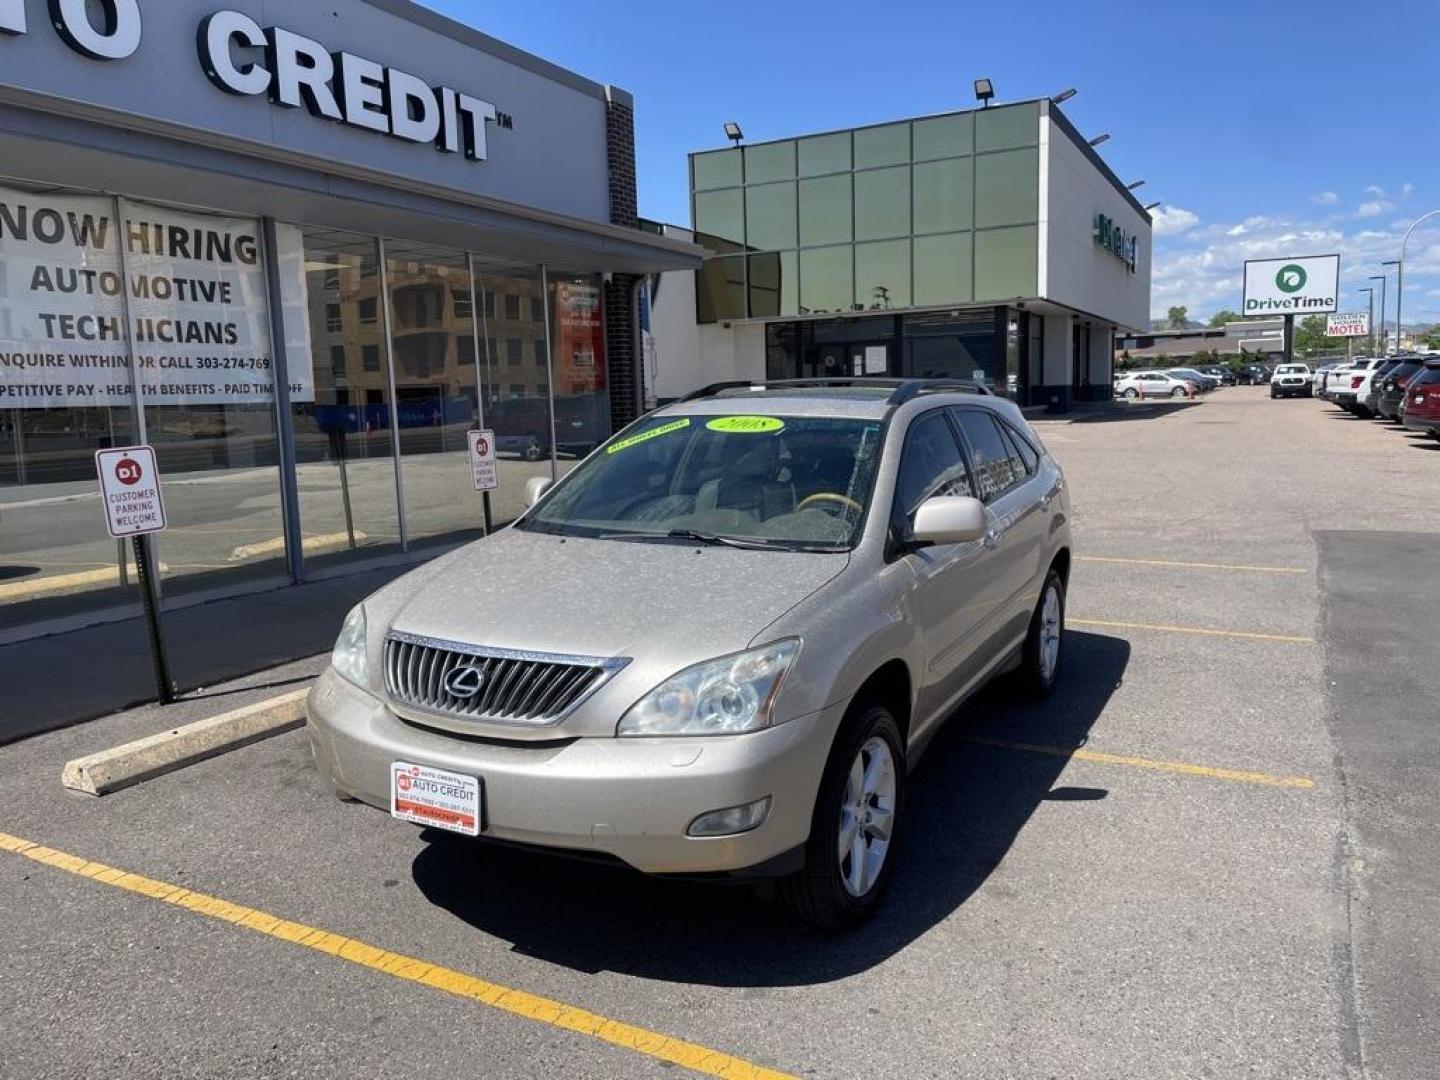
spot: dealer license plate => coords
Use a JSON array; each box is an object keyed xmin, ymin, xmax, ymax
[{"xmin": 390, "ymin": 761, "xmax": 481, "ymax": 837}]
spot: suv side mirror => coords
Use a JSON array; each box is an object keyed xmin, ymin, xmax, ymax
[
  {"xmin": 525, "ymin": 476, "xmax": 554, "ymax": 507},
  {"xmin": 911, "ymin": 495, "xmax": 987, "ymax": 547}
]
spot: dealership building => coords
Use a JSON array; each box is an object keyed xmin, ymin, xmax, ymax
[
  {"xmin": 0, "ymin": 0, "xmax": 701, "ymax": 642},
  {"xmin": 650, "ymin": 99, "xmax": 1152, "ymax": 408}
]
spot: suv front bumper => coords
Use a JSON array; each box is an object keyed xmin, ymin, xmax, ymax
[{"xmin": 306, "ymin": 668, "xmax": 839, "ymax": 875}]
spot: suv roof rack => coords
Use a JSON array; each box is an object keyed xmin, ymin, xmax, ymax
[{"xmin": 677, "ymin": 377, "xmax": 993, "ymax": 405}]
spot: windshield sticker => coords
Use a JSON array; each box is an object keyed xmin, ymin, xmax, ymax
[
  {"xmin": 606, "ymin": 418, "xmax": 690, "ymax": 454},
  {"xmin": 706, "ymin": 416, "xmax": 785, "ymax": 435}
]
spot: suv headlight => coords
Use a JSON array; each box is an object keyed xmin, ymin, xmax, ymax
[
  {"xmin": 331, "ymin": 605, "xmax": 369, "ymax": 688},
  {"xmin": 617, "ymin": 640, "xmax": 800, "ymax": 737}
]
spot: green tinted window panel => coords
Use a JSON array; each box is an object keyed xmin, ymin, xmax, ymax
[
  {"xmin": 692, "ymin": 149, "xmax": 742, "ymax": 190},
  {"xmin": 855, "ymin": 240, "xmax": 911, "ymax": 311},
  {"xmin": 854, "ymin": 123, "xmax": 910, "ymax": 169},
  {"xmin": 694, "ymin": 188, "xmax": 745, "ymax": 245},
  {"xmin": 799, "ymin": 246, "xmax": 854, "ymax": 315},
  {"xmin": 797, "ymin": 132, "xmax": 851, "ymax": 176},
  {"xmin": 913, "ymin": 232, "xmax": 973, "ymax": 306},
  {"xmin": 744, "ymin": 141, "xmax": 796, "ymax": 184},
  {"xmin": 748, "ymin": 251, "xmax": 799, "ymax": 318},
  {"xmin": 745, "ymin": 182, "xmax": 797, "ymax": 250},
  {"xmin": 974, "ymin": 102, "xmax": 1039, "ymax": 152},
  {"xmin": 913, "ymin": 158, "xmax": 973, "ymax": 234},
  {"xmin": 854, "ymin": 166, "xmax": 911, "ymax": 241},
  {"xmin": 798, "ymin": 174, "xmax": 853, "ymax": 246},
  {"xmin": 974, "ymin": 148, "xmax": 1038, "ymax": 228},
  {"xmin": 696, "ymin": 256, "xmax": 747, "ymax": 323},
  {"xmin": 974, "ymin": 225, "xmax": 1038, "ymax": 301},
  {"xmin": 913, "ymin": 113, "xmax": 973, "ymax": 161}
]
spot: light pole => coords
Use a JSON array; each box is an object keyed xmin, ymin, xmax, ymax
[
  {"xmin": 1380, "ymin": 260, "xmax": 1399, "ymax": 354},
  {"xmin": 1359, "ymin": 287, "xmax": 1375, "ymax": 355},
  {"xmin": 1368, "ymin": 274, "xmax": 1386, "ymax": 355},
  {"xmin": 1395, "ymin": 210, "xmax": 1440, "ymax": 356}
]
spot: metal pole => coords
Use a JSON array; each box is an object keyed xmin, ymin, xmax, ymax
[
  {"xmin": 260, "ymin": 218, "xmax": 305, "ymax": 582},
  {"xmin": 541, "ymin": 265, "xmax": 559, "ymax": 482},
  {"xmin": 467, "ymin": 252, "xmax": 490, "ymax": 538},
  {"xmin": 1377, "ymin": 275, "xmax": 1387, "ymax": 355},
  {"xmin": 376, "ymin": 237, "xmax": 408, "ymax": 549},
  {"xmin": 1396, "ymin": 210, "xmax": 1440, "ymax": 358},
  {"xmin": 132, "ymin": 533, "xmax": 175, "ymax": 705},
  {"xmin": 1360, "ymin": 287, "xmax": 1375, "ymax": 355},
  {"xmin": 1283, "ymin": 314, "xmax": 1294, "ymax": 367}
]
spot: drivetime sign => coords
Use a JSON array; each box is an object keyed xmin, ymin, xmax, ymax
[{"xmin": 1243, "ymin": 255, "xmax": 1340, "ymax": 315}]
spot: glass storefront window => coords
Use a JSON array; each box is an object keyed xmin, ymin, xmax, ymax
[
  {"xmin": 974, "ymin": 226, "xmax": 1037, "ymax": 301},
  {"xmin": 913, "ymin": 232, "xmax": 973, "ymax": 306},
  {"xmin": 549, "ymin": 272, "xmax": 609, "ymax": 472},
  {"xmin": 692, "ymin": 148, "xmax": 742, "ymax": 190},
  {"xmin": 975, "ymin": 102, "xmax": 1039, "ymax": 152},
  {"xmin": 798, "ymin": 132, "xmax": 851, "ymax": 177},
  {"xmin": 744, "ymin": 141, "xmax": 795, "ymax": 184},
  {"xmin": 913, "ymin": 113, "xmax": 973, "ymax": 161},
  {"xmin": 745, "ymin": 182, "xmax": 797, "ymax": 250},
  {"xmin": 799, "ymin": 174, "xmax": 852, "ymax": 247},
  {"xmin": 902, "ymin": 311, "xmax": 1001, "ymax": 384},
  {"xmin": 855, "ymin": 240, "xmax": 911, "ymax": 311},
  {"xmin": 854, "ymin": 166, "xmax": 910, "ymax": 242},
  {"xmin": 748, "ymin": 251, "xmax": 798, "ymax": 319},
  {"xmin": 975, "ymin": 148, "xmax": 1039, "ymax": 228},
  {"xmin": 799, "ymin": 246, "xmax": 853, "ymax": 315},
  {"xmin": 696, "ymin": 255, "xmax": 746, "ymax": 323},
  {"xmin": 854, "ymin": 123, "xmax": 910, "ymax": 169},
  {"xmin": 693, "ymin": 188, "xmax": 745, "ymax": 246},
  {"xmin": 914, "ymin": 158, "xmax": 973, "ymax": 235},
  {"xmin": 292, "ymin": 228, "xmax": 400, "ymax": 571}
]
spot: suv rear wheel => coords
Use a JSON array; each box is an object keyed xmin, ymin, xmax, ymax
[
  {"xmin": 779, "ymin": 703, "xmax": 904, "ymax": 932},
  {"xmin": 1017, "ymin": 569, "xmax": 1066, "ymax": 699}
]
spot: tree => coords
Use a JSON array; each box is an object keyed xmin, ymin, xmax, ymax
[
  {"xmin": 1208, "ymin": 309, "xmax": 1242, "ymax": 327},
  {"xmin": 1166, "ymin": 306, "xmax": 1189, "ymax": 329},
  {"xmin": 1292, "ymin": 314, "xmax": 1339, "ymax": 358}
]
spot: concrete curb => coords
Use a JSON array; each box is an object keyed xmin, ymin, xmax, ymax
[{"xmin": 60, "ymin": 688, "xmax": 310, "ymax": 797}]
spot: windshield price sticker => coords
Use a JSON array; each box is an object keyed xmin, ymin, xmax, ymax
[
  {"xmin": 707, "ymin": 416, "xmax": 785, "ymax": 435},
  {"xmin": 606, "ymin": 417, "xmax": 690, "ymax": 454},
  {"xmin": 390, "ymin": 762, "xmax": 481, "ymax": 836}
]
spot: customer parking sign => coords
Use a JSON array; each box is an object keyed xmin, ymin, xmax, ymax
[{"xmin": 94, "ymin": 445, "xmax": 166, "ymax": 538}]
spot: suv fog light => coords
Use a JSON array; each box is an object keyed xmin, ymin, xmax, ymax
[{"xmin": 687, "ymin": 797, "xmax": 772, "ymax": 838}]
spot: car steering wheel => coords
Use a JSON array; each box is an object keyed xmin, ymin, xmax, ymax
[{"xmin": 797, "ymin": 491, "xmax": 863, "ymax": 515}]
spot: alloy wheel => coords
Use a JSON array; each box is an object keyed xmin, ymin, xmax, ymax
[
  {"xmin": 837, "ymin": 736, "xmax": 896, "ymax": 898},
  {"xmin": 1040, "ymin": 583, "xmax": 1062, "ymax": 682}
]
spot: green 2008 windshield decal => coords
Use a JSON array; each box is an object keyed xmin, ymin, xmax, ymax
[
  {"xmin": 606, "ymin": 418, "xmax": 690, "ymax": 454},
  {"xmin": 706, "ymin": 416, "xmax": 785, "ymax": 434}
]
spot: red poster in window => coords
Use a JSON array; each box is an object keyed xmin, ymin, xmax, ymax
[{"xmin": 554, "ymin": 282, "xmax": 606, "ymax": 394}]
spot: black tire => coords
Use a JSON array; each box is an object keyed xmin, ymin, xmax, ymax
[
  {"xmin": 778, "ymin": 703, "xmax": 905, "ymax": 933},
  {"xmin": 1017, "ymin": 569, "xmax": 1066, "ymax": 699},
  {"xmin": 1270, "ymin": 388, "xmax": 1278, "ymax": 398}
]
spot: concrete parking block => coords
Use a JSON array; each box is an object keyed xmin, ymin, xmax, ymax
[{"xmin": 60, "ymin": 688, "xmax": 310, "ymax": 797}]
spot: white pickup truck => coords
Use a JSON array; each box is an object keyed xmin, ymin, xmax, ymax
[
  {"xmin": 1270, "ymin": 364, "xmax": 1313, "ymax": 398},
  {"xmin": 1322, "ymin": 358, "xmax": 1385, "ymax": 412}
]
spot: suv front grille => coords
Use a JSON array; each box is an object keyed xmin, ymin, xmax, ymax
[{"xmin": 384, "ymin": 631, "xmax": 628, "ymax": 726}]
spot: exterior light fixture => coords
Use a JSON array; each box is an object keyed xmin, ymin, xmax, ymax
[
  {"xmin": 973, "ymin": 78, "xmax": 995, "ymax": 106},
  {"xmin": 1143, "ymin": 201, "xmax": 1161, "ymax": 211},
  {"xmin": 723, "ymin": 121, "xmax": 743, "ymax": 146},
  {"xmin": 1051, "ymin": 87, "xmax": 1077, "ymax": 104},
  {"xmin": 1088, "ymin": 133, "xmax": 1110, "ymax": 147},
  {"xmin": 1126, "ymin": 180, "xmax": 1146, "ymax": 190}
]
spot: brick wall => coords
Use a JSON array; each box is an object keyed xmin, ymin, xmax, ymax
[{"xmin": 604, "ymin": 89, "xmax": 643, "ymax": 431}]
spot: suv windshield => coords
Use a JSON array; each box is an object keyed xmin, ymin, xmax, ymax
[{"xmin": 521, "ymin": 413, "xmax": 885, "ymax": 551}]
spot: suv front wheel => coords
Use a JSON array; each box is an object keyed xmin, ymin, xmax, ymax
[{"xmin": 779, "ymin": 703, "xmax": 905, "ymax": 932}]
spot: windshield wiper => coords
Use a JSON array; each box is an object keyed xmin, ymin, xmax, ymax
[{"xmin": 595, "ymin": 529, "xmax": 844, "ymax": 552}]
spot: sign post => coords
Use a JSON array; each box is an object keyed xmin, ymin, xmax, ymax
[
  {"xmin": 466, "ymin": 429, "xmax": 499, "ymax": 534},
  {"xmin": 95, "ymin": 445, "xmax": 174, "ymax": 705}
]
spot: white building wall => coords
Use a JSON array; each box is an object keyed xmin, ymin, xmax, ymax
[{"xmin": 1040, "ymin": 115, "xmax": 1151, "ymax": 332}]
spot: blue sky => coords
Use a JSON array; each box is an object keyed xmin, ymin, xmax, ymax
[{"xmin": 428, "ymin": 0, "xmax": 1440, "ymax": 326}]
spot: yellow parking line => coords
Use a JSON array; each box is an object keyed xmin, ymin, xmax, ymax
[
  {"xmin": 1079, "ymin": 555, "xmax": 1307, "ymax": 575},
  {"xmin": 0, "ymin": 831, "xmax": 794, "ymax": 1080},
  {"xmin": 962, "ymin": 737, "xmax": 1315, "ymax": 789},
  {"xmin": 1070, "ymin": 617, "xmax": 1315, "ymax": 644}
]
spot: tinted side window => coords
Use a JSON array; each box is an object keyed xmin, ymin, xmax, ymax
[
  {"xmin": 895, "ymin": 411, "xmax": 974, "ymax": 515},
  {"xmin": 999, "ymin": 419, "xmax": 1039, "ymax": 475},
  {"xmin": 951, "ymin": 409, "xmax": 1022, "ymax": 501}
]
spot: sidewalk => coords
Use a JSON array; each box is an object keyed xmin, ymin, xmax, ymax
[{"xmin": 0, "ymin": 563, "xmax": 413, "ymax": 745}]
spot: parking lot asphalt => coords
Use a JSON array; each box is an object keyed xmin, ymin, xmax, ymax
[{"xmin": 0, "ymin": 386, "xmax": 1435, "ymax": 1079}]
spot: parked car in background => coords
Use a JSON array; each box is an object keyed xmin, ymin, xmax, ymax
[
  {"xmin": 1117, "ymin": 371, "xmax": 1194, "ymax": 399},
  {"xmin": 1376, "ymin": 358, "xmax": 1426, "ymax": 421},
  {"xmin": 1324, "ymin": 358, "xmax": 1385, "ymax": 411},
  {"xmin": 1271, "ymin": 364, "xmax": 1313, "ymax": 398},
  {"xmin": 1166, "ymin": 367, "xmax": 1217, "ymax": 392},
  {"xmin": 1237, "ymin": 364, "xmax": 1272, "ymax": 385},
  {"xmin": 1359, "ymin": 359, "xmax": 1402, "ymax": 417},
  {"xmin": 1401, "ymin": 360, "xmax": 1440, "ymax": 439},
  {"xmin": 1200, "ymin": 366, "xmax": 1236, "ymax": 386}
]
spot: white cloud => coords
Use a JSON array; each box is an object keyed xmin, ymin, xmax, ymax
[
  {"xmin": 1312, "ymin": 191, "xmax": 1339, "ymax": 205},
  {"xmin": 1357, "ymin": 200, "xmax": 1392, "ymax": 218},
  {"xmin": 1365, "ymin": 185, "xmax": 1387, "ymax": 198},
  {"xmin": 1402, "ymin": 182, "xmax": 1415, "ymax": 201},
  {"xmin": 1150, "ymin": 205, "xmax": 1200, "ymax": 236}
]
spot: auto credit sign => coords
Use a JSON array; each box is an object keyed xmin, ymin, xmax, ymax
[
  {"xmin": 1325, "ymin": 312, "xmax": 1370, "ymax": 338},
  {"xmin": 1243, "ymin": 255, "xmax": 1340, "ymax": 315},
  {"xmin": 95, "ymin": 445, "xmax": 167, "ymax": 538}
]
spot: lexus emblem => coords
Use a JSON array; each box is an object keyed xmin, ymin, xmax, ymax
[{"xmin": 442, "ymin": 665, "xmax": 486, "ymax": 700}]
